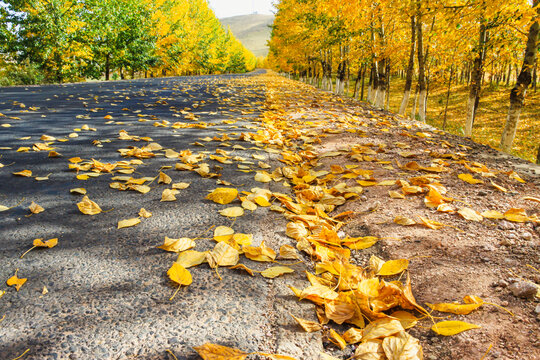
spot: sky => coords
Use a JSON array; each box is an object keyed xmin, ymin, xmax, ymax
[{"xmin": 208, "ymin": 0, "xmax": 275, "ymax": 19}]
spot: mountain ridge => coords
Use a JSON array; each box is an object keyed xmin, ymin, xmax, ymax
[{"xmin": 219, "ymin": 14, "xmax": 274, "ymax": 57}]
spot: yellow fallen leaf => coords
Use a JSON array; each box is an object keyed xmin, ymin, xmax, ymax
[
  {"xmin": 377, "ymin": 259, "xmax": 409, "ymax": 276},
  {"xmin": 138, "ymin": 208, "xmax": 152, "ymax": 218},
  {"xmin": 328, "ymin": 329, "xmax": 347, "ymax": 350},
  {"xmin": 161, "ymin": 188, "xmax": 179, "ymax": 201},
  {"xmin": 362, "ymin": 318, "xmax": 404, "ymax": 341},
  {"xmin": 255, "ymin": 353, "xmax": 298, "ymax": 360},
  {"xmin": 254, "ymin": 171, "xmax": 272, "ymax": 183},
  {"xmin": 70, "ymin": 188, "xmax": 87, "ymax": 195},
  {"xmin": 172, "ymin": 182, "xmax": 190, "ymax": 190},
  {"xmin": 394, "ymin": 216, "xmax": 416, "ymax": 226},
  {"xmin": 229, "ymin": 263, "xmax": 256, "ymax": 276},
  {"xmin": 206, "ymin": 188, "xmax": 238, "ymax": 204},
  {"xmin": 158, "ymin": 171, "xmax": 172, "ymax": 184},
  {"xmin": 343, "ymin": 236, "xmax": 378, "ymax": 250},
  {"xmin": 279, "ymin": 244, "xmax": 300, "ymax": 260},
  {"xmin": 76, "ymin": 174, "xmax": 89, "ymax": 180},
  {"xmin": 7, "ymin": 270, "xmax": 27, "ymax": 291},
  {"xmin": 241, "ymin": 199, "xmax": 258, "ymax": 211},
  {"xmin": 214, "ymin": 226, "xmax": 235, "ymax": 242},
  {"xmin": 457, "ymin": 207, "xmax": 483, "ymax": 222},
  {"xmin": 0, "ymin": 205, "xmax": 9, "ymax": 212},
  {"xmin": 426, "ymin": 301, "xmax": 483, "ymax": 315},
  {"xmin": 481, "ymin": 210, "xmax": 504, "ymax": 219},
  {"xmin": 193, "ymin": 343, "xmax": 248, "ymax": 360},
  {"xmin": 232, "ymin": 233, "xmax": 253, "ymax": 246},
  {"xmin": 158, "ymin": 237, "xmax": 195, "ymax": 253},
  {"xmin": 34, "ymin": 238, "xmax": 58, "ymax": 248},
  {"xmin": 261, "ymin": 266, "xmax": 294, "ymax": 278},
  {"xmin": 118, "ymin": 218, "xmax": 141, "ymax": 229},
  {"xmin": 289, "ymin": 313, "xmax": 322, "ymax": 332},
  {"xmin": 458, "ymin": 173, "xmax": 483, "ymax": 184},
  {"xmin": 390, "ymin": 311, "xmax": 419, "ymax": 330},
  {"xmin": 389, "ymin": 191, "xmax": 405, "ymax": 199},
  {"xmin": 490, "ymin": 181, "xmax": 507, "ymax": 192},
  {"xmin": 176, "ymin": 250, "xmax": 207, "ymax": 268},
  {"xmin": 431, "ymin": 320, "xmax": 480, "ymax": 336},
  {"xmin": 29, "ymin": 201, "xmax": 44, "ymax": 214},
  {"xmin": 167, "ymin": 263, "xmax": 192, "ymax": 286},
  {"xmin": 219, "ymin": 207, "xmax": 244, "ymax": 218},
  {"xmin": 354, "ymin": 339, "xmax": 384, "ymax": 359},
  {"xmin": 207, "ymin": 242, "xmax": 240, "ymax": 267},
  {"xmin": 77, "ymin": 196, "xmax": 102, "ymax": 215},
  {"xmin": 382, "ymin": 331, "xmax": 423, "ymax": 360},
  {"xmin": 243, "ymin": 241, "xmax": 276, "ymax": 262},
  {"xmin": 504, "ymin": 208, "xmax": 530, "ymax": 223},
  {"xmin": 342, "ymin": 328, "xmax": 364, "ymax": 344},
  {"xmin": 13, "ymin": 170, "xmax": 32, "ymax": 177}
]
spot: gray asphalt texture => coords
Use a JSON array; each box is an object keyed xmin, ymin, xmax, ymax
[{"xmin": 0, "ymin": 72, "xmax": 321, "ymax": 359}]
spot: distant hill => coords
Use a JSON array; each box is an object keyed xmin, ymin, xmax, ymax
[{"xmin": 220, "ymin": 14, "xmax": 274, "ymax": 57}]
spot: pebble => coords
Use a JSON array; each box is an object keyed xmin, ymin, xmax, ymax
[
  {"xmin": 535, "ymin": 304, "xmax": 540, "ymax": 314},
  {"xmin": 498, "ymin": 221, "xmax": 515, "ymax": 230},
  {"xmin": 499, "ymin": 238, "xmax": 514, "ymax": 246},
  {"xmin": 521, "ymin": 232, "xmax": 533, "ymax": 241},
  {"xmin": 508, "ymin": 281, "xmax": 538, "ymax": 298}
]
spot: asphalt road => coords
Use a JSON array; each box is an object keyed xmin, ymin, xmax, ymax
[{"xmin": 0, "ymin": 72, "xmax": 321, "ymax": 359}]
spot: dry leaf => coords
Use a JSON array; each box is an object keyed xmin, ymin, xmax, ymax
[
  {"xmin": 214, "ymin": 226, "xmax": 235, "ymax": 242},
  {"xmin": 328, "ymin": 329, "xmax": 347, "ymax": 350},
  {"xmin": 458, "ymin": 173, "xmax": 483, "ymax": 184},
  {"xmin": 193, "ymin": 343, "xmax": 248, "ymax": 360},
  {"xmin": 290, "ymin": 313, "xmax": 322, "ymax": 332},
  {"xmin": 13, "ymin": 170, "xmax": 32, "ymax": 177},
  {"xmin": 207, "ymin": 242, "xmax": 240, "ymax": 267},
  {"xmin": 158, "ymin": 237, "xmax": 195, "ymax": 253},
  {"xmin": 354, "ymin": 339, "xmax": 385, "ymax": 360},
  {"xmin": 426, "ymin": 301, "xmax": 482, "ymax": 315},
  {"xmin": 261, "ymin": 266, "xmax": 294, "ymax": 278},
  {"xmin": 158, "ymin": 171, "xmax": 172, "ymax": 184},
  {"xmin": 172, "ymin": 182, "xmax": 190, "ymax": 190},
  {"xmin": 254, "ymin": 171, "xmax": 272, "ymax": 183},
  {"xmin": 139, "ymin": 208, "xmax": 152, "ymax": 218},
  {"xmin": 77, "ymin": 196, "xmax": 102, "ymax": 215},
  {"xmin": 33, "ymin": 238, "xmax": 58, "ymax": 248},
  {"xmin": 431, "ymin": 320, "xmax": 480, "ymax": 336},
  {"xmin": 70, "ymin": 188, "xmax": 87, "ymax": 195},
  {"xmin": 219, "ymin": 207, "xmax": 244, "ymax": 218},
  {"xmin": 377, "ymin": 259, "xmax": 409, "ymax": 276},
  {"xmin": 229, "ymin": 263, "xmax": 256, "ymax": 276},
  {"xmin": 382, "ymin": 331, "xmax": 423, "ymax": 360},
  {"xmin": 457, "ymin": 207, "xmax": 483, "ymax": 222},
  {"xmin": 362, "ymin": 318, "xmax": 404, "ymax": 341},
  {"xmin": 176, "ymin": 250, "xmax": 207, "ymax": 268},
  {"xmin": 161, "ymin": 188, "xmax": 179, "ymax": 201},
  {"xmin": 118, "ymin": 218, "xmax": 141, "ymax": 229},
  {"xmin": 243, "ymin": 241, "xmax": 276, "ymax": 262},
  {"xmin": 207, "ymin": 188, "xmax": 238, "ymax": 204},
  {"xmin": 29, "ymin": 201, "xmax": 44, "ymax": 214},
  {"xmin": 279, "ymin": 244, "xmax": 300, "ymax": 260},
  {"xmin": 167, "ymin": 263, "xmax": 192, "ymax": 286},
  {"xmin": 394, "ymin": 216, "xmax": 416, "ymax": 226},
  {"xmin": 7, "ymin": 270, "xmax": 27, "ymax": 291}
]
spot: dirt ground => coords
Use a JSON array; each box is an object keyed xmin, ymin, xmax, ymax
[{"xmin": 260, "ymin": 73, "xmax": 540, "ymax": 360}]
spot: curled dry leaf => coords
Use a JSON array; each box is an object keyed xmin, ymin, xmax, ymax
[
  {"xmin": 77, "ymin": 196, "xmax": 102, "ymax": 215},
  {"xmin": 354, "ymin": 339, "xmax": 385, "ymax": 360},
  {"xmin": 394, "ymin": 216, "xmax": 416, "ymax": 226},
  {"xmin": 290, "ymin": 313, "xmax": 322, "ymax": 332},
  {"xmin": 279, "ymin": 244, "xmax": 300, "ymax": 260},
  {"xmin": 327, "ymin": 329, "xmax": 347, "ymax": 350},
  {"xmin": 70, "ymin": 188, "xmax": 87, "ymax": 195},
  {"xmin": 117, "ymin": 218, "xmax": 141, "ymax": 229},
  {"xmin": 243, "ymin": 241, "xmax": 276, "ymax": 262},
  {"xmin": 138, "ymin": 208, "xmax": 152, "ymax": 218},
  {"xmin": 34, "ymin": 238, "xmax": 58, "ymax": 248},
  {"xmin": 172, "ymin": 182, "xmax": 190, "ymax": 190},
  {"xmin": 213, "ymin": 226, "xmax": 234, "ymax": 242},
  {"xmin": 7, "ymin": 270, "xmax": 27, "ymax": 291},
  {"xmin": 458, "ymin": 173, "xmax": 484, "ymax": 184},
  {"xmin": 13, "ymin": 170, "xmax": 32, "ymax": 177},
  {"xmin": 29, "ymin": 201, "xmax": 44, "ymax": 214},
  {"xmin": 342, "ymin": 327, "xmax": 364, "ymax": 344},
  {"xmin": 158, "ymin": 171, "xmax": 172, "ymax": 184},
  {"xmin": 161, "ymin": 188, "xmax": 179, "ymax": 201},
  {"xmin": 254, "ymin": 171, "xmax": 272, "ymax": 183},
  {"xmin": 362, "ymin": 318, "xmax": 404, "ymax": 342}
]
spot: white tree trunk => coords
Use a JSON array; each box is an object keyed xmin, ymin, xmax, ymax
[
  {"xmin": 418, "ymin": 90, "xmax": 427, "ymax": 122},
  {"xmin": 375, "ymin": 85, "xmax": 385, "ymax": 108},
  {"xmin": 399, "ymin": 90, "xmax": 411, "ymax": 115},
  {"xmin": 500, "ymin": 102, "xmax": 523, "ymax": 152}
]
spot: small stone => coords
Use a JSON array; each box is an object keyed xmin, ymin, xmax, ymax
[
  {"xmin": 477, "ymin": 191, "xmax": 488, "ymax": 196},
  {"xmin": 501, "ymin": 301, "xmax": 509, "ymax": 306},
  {"xmin": 521, "ymin": 232, "xmax": 533, "ymax": 241},
  {"xmin": 507, "ymin": 232, "xmax": 518, "ymax": 240},
  {"xmin": 499, "ymin": 238, "xmax": 514, "ymax": 246},
  {"xmin": 498, "ymin": 279, "xmax": 509, "ymax": 288},
  {"xmin": 508, "ymin": 281, "xmax": 538, "ymax": 299},
  {"xmin": 535, "ymin": 304, "xmax": 540, "ymax": 314},
  {"xmin": 498, "ymin": 221, "xmax": 515, "ymax": 230}
]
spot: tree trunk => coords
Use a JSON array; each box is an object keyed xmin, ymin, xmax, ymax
[
  {"xmin": 335, "ymin": 47, "xmax": 347, "ymax": 95},
  {"xmin": 399, "ymin": 15, "xmax": 416, "ymax": 115},
  {"xmin": 385, "ymin": 62, "xmax": 391, "ymax": 111},
  {"xmin": 105, "ymin": 53, "xmax": 111, "ymax": 81},
  {"xmin": 533, "ymin": 59, "xmax": 538, "ymax": 92},
  {"xmin": 442, "ymin": 65, "xmax": 455, "ymax": 130},
  {"xmin": 375, "ymin": 59, "xmax": 387, "ymax": 108},
  {"xmin": 500, "ymin": 0, "xmax": 540, "ymax": 152},
  {"xmin": 416, "ymin": 5, "xmax": 427, "ymax": 122},
  {"xmin": 506, "ymin": 63, "xmax": 512, "ymax": 86},
  {"xmin": 353, "ymin": 64, "xmax": 363, "ymax": 98},
  {"xmin": 411, "ymin": 85, "xmax": 419, "ymax": 120},
  {"xmin": 465, "ymin": 24, "xmax": 487, "ymax": 137},
  {"xmin": 360, "ymin": 65, "xmax": 366, "ymax": 101}
]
